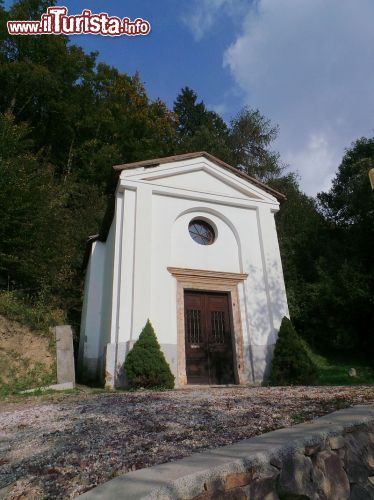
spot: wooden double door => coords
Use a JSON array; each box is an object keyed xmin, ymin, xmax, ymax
[{"xmin": 184, "ymin": 290, "xmax": 235, "ymax": 385}]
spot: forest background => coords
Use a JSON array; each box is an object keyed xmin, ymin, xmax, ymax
[{"xmin": 0, "ymin": 0, "xmax": 373, "ymax": 377}]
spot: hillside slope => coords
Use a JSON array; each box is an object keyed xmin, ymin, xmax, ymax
[{"xmin": 0, "ymin": 315, "xmax": 56, "ymax": 395}]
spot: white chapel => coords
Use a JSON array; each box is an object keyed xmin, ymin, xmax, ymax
[{"xmin": 79, "ymin": 152, "xmax": 289, "ymax": 387}]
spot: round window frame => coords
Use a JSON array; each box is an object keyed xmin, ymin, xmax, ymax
[{"xmin": 188, "ymin": 218, "xmax": 217, "ymax": 246}]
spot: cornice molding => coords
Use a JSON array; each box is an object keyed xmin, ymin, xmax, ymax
[{"xmin": 167, "ymin": 267, "xmax": 248, "ymax": 285}]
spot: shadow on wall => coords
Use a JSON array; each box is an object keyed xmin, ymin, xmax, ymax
[
  {"xmin": 111, "ymin": 257, "xmax": 289, "ymax": 389},
  {"xmin": 240, "ymin": 259, "xmax": 288, "ymax": 385}
]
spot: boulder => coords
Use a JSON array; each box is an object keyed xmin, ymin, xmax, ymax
[
  {"xmin": 277, "ymin": 452, "xmax": 316, "ymax": 498},
  {"xmin": 314, "ymin": 450, "xmax": 350, "ymax": 499}
]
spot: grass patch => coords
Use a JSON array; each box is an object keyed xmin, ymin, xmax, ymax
[
  {"xmin": 0, "ymin": 386, "xmax": 109, "ymax": 404},
  {"xmin": 291, "ymin": 413, "xmax": 305, "ymax": 424},
  {"xmin": 0, "ymin": 291, "xmax": 66, "ymax": 333},
  {"xmin": 303, "ymin": 341, "xmax": 374, "ymax": 385},
  {"xmin": 0, "ymin": 387, "xmax": 80, "ymax": 403},
  {"xmin": 0, "ymin": 348, "xmax": 56, "ymax": 397}
]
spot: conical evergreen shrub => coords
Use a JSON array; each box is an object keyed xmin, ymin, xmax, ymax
[
  {"xmin": 124, "ymin": 320, "xmax": 175, "ymax": 389},
  {"xmin": 270, "ymin": 317, "xmax": 318, "ymax": 385}
]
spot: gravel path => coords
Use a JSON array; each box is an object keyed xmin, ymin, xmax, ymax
[{"xmin": 0, "ymin": 386, "xmax": 373, "ymax": 499}]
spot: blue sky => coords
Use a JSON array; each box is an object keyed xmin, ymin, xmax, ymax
[
  {"xmin": 62, "ymin": 1, "xmax": 244, "ymax": 113},
  {"xmin": 5, "ymin": 0, "xmax": 374, "ymax": 195}
]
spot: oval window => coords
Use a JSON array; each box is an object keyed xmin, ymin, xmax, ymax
[{"xmin": 188, "ymin": 219, "xmax": 215, "ymax": 245}]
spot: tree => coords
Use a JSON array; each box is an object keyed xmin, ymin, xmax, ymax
[
  {"xmin": 173, "ymin": 88, "xmax": 285, "ymax": 182},
  {"xmin": 173, "ymin": 87, "xmax": 232, "ymax": 162},
  {"xmin": 229, "ymin": 108, "xmax": 283, "ymax": 182},
  {"xmin": 8, "ymin": 0, "xmax": 367, "ymax": 366},
  {"xmin": 0, "ymin": 4, "xmax": 178, "ymax": 185},
  {"xmin": 174, "ymin": 87, "xmax": 207, "ymax": 137},
  {"xmin": 0, "ymin": 0, "xmax": 178, "ymax": 325},
  {"xmin": 270, "ymin": 143, "xmax": 374, "ymax": 359},
  {"xmin": 124, "ymin": 320, "xmax": 175, "ymax": 389},
  {"xmin": 315, "ymin": 138, "xmax": 374, "ymax": 357},
  {"xmin": 0, "ymin": 0, "xmax": 95, "ymax": 178},
  {"xmin": 270, "ymin": 317, "xmax": 318, "ymax": 386},
  {"xmin": 270, "ymin": 174, "xmax": 326, "ymax": 337},
  {"xmin": 318, "ymin": 137, "xmax": 374, "ymax": 233},
  {"xmin": 0, "ymin": 112, "xmax": 62, "ymax": 293}
]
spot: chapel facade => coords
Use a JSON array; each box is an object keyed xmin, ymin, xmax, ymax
[{"xmin": 79, "ymin": 152, "xmax": 289, "ymax": 387}]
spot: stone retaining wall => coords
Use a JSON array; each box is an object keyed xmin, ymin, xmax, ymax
[{"xmin": 80, "ymin": 404, "xmax": 374, "ymax": 499}]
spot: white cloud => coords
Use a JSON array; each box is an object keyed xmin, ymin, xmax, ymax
[
  {"xmin": 283, "ymin": 132, "xmax": 339, "ymax": 195},
  {"xmin": 208, "ymin": 102, "xmax": 228, "ymax": 115},
  {"xmin": 183, "ymin": 0, "xmax": 249, "ymax": 42},
  {"xmin": 223, "ymin": 0, "xmax": 374, "ymax": 194}
]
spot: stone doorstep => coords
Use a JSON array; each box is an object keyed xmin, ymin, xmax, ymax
[{"xmin": 78, "ymin": 404, "xmax": 374, "ymax": 500}]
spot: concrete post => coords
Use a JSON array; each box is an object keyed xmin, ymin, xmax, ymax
[{"xmin": 54, "ymin": 325, "xmax": 75, "ymax": 385}]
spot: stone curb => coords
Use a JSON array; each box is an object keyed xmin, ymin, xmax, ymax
[
  {"xmin": 78, "ymin": 404, "xmax": 374, "ymax": 499},
  {"xmin": 20, "ymin": 382, "xmax": 75, "ymax": 394}
]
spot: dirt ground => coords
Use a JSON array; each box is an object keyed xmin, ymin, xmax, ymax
[
  {"xmin": 0, "ymin": 315, "xmax": 54, "ymax": 387},
  {"xmin": 0, "ymin": 385, "xmax": 373, "ymax": 499}
]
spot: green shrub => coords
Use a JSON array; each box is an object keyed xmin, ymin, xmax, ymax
[
  {"xmin": 124, "ymin": 320, "xmax": 175, "ymax": 389},
  {"xmin": 270, "ymin": 317, "xmax": 318, "ymax": 386}
]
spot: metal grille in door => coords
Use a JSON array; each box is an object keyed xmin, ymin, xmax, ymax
[
  {"xmin": 186, "ymin": 309, "xmax": 201, "ymax": 343},
  {"xmin": 211, "ymin": 311, "xmax": 225, "ymax": 344}
]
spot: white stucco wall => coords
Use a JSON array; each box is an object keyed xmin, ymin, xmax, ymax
[
  {"xmin": 99, "ymin": 222, "xmax": 116, "ymax": 350},
  {"xmin": 79, "ymin": 240, "xmax": 105, "ymax": 380},
  {"xmin": 80, "ymin": 156, "xmax": 289, "ymax": 386}
]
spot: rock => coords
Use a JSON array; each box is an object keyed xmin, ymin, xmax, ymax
[
  {"xmin": 304, "ymin": 443, "xmax": 322, "ymax": 456},
  {"xmin": 248, "ymin": 466, "xmax": 279, "ymax": 500},
  {"xmin": 194, "ymin": 488, "xmax": 247, "ymax": 500},
  {"xmin": 350, "ymin": 482, "xmax": 374, "ymax": 500},
  {"xmin": 368, "ymin": 454, "xmax": 374, "ymax": 475},
  {"xmin": 369, "ymin": 432, "xmax": 374, "ymax": 444},
  {"xmin": 329, "ymin": 435, "xmax": 345, "ymax": 450},
  {"xmin": 225, "ymin": 472, "xmax": 253, "ymax": 490},
  {"xmin": 345, "ymin": 432, "xmax": 371, "ymax": 483},
  {"xmin": 349, "ymin": 368, "xmax": 357, "ymax": 377},
  {"xmin": 277, "ymin": 452, "xmax": 316, "ymax": 498},
  {"xmin": 314, "ymin": 450, "xmax": 350, "ymax": 499},
  {"xmin": 270, "ymin": 456, "xmax": 282, "ymax": 469},
  {"xmin": 248, "ymin": 477, "xmax": 279, "ymax": 499}
]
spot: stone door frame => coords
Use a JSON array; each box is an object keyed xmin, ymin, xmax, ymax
[{"xmin": 167, "ymin": 267, "xmax": 248, "ymax": 386}]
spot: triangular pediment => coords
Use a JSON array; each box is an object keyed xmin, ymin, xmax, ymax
[
  {"xmin": 123, "ymin": 158, "xmax": 278, "ymax": 202},
  {"xmin": 147, "ymin": 168, "xmax": 261, "ymax": 200},
  {"xmin": 115, "ymin": 152, "xmax": 285, "ymax": 202}
]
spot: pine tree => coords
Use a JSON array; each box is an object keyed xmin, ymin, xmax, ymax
[
  {"xmin": 124, "ymin": 320, "xmax": 175, "ymax": 389},
  {"xmin": 270, "ymin": 317, "xmax": 318, "ymax": 386}
]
